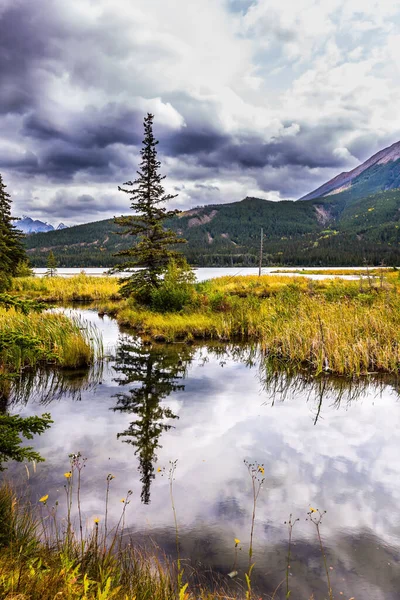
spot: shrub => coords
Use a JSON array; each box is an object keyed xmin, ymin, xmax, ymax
[{"xmin": 150, "ymin": 259, "xmax": 196, "ymax": 312}]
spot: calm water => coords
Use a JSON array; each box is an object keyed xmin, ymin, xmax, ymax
[
  {"xmin": 32, "ymin": 266, "xmax": 363, "ymax": 281},
  {"xmin": 6, "ymin": 309, "xmax": 400, "ymax": 599}
]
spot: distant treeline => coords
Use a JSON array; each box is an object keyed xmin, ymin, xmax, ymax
[{"xmin": 24, "ymin": 189, "xmax": 400, "ymax": 268}]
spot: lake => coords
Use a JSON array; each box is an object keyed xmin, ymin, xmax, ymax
[
  {"xmin": 7, "ymin": 308, "xmax": 400, "ymax": 599},
  {"xmin": 32, "ymin": 266, "xmax": 364, "ymax": 281}
]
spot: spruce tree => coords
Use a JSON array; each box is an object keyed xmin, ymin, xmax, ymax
[
  {"xmin": 0, "ymin": 174, "xmax": 26, "ymax": 285},
  {"xmin": 112, "ymin": 113, "xmax": 186, "ymax": 301},
  {"xmin": 45, "ymin": 250, "xmax": 58, "ymax": 277}
]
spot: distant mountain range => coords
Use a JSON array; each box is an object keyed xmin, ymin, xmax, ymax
[
  {"xmin": 16, "ymin": 217, "xmax": 67, "ymax": 234},
  {"xmin": 23, "ymin": 140, "xmax": 400, "ymax": 267}
]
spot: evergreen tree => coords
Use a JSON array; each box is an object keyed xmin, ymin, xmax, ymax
[
  {"xmin": 112, "ymin": 113, "xmax": 186, "ymax": 301},
  {"xmin": 45, "ymin": 250, "xmax": 58, "ymax": 277},
  {"xmin": 0, "ymin": 412, "xmax": 52, "ymax": 471},
  {"xmin": 0, "ymin": 174, "xmax": 26, "ymax": 286}
]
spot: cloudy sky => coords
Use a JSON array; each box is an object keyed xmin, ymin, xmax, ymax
[{"xmin": 2, "ymin": 0, "xmax": 400, "ymax": 225}]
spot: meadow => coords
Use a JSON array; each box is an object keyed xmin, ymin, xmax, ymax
[{"xmin": 10, "ymin": 270, "xmax": 400, "ymax": 377}]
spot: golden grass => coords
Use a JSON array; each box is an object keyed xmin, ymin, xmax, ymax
[
  {"xmin": 11, "ymin": 273, "xmax": 121, "ymax": 302},
  {"xmin": 11, "ymin": 271, "xmax": 400, "ymax": 376},
  {"xmin": 0, "ymin": 307, "xmax": 100, "ymax": 374},
  {"xmin": 109, "ymin": 274, "xmax": 400, "ymax": 376},
  {"xmin": 270, "ymin": 268, "xmax": 385, "ymax": 276}
]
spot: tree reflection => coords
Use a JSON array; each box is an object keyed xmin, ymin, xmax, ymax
[{"xmin": 112, "ymin": 335, "xmax": 193, "ymax": 504}]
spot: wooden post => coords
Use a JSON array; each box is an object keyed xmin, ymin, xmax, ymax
[{"xmin": 259, "ymin": 227, "xmax": 263, "ymax": 276}]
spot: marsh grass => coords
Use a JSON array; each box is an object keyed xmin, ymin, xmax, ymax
[
  {"xmin": 0, "ymin": 307, "xmax": 101, "ymax": 378},
  {"xmin": 111, "ymin": 277, "xmax": 400, "ymax": 376},
  {"xmin": 12, "ymin": 271, "xmax": 400, "ymax": 376},
  {"xmin": 0, "ymin": 463, "xmax": 251, "ymax": 600},
  {"xmin": 11, "ymin": 273, "xmax": 121, "ymax": 303}
]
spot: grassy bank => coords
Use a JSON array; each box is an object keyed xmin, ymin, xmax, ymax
[
  {"xmin": 111, "ymin": 273, "xmax": 400, "ymax": 376},
  {"xmin": 0, "ymin": 307, "xmax": 100, "ymax": 379},
  {"xmin": 11, "ymin": 271, "xmax": 400, "ymax": 376},
  {"xmin": 11, "ymin": 273, "xmax": 121, "ymax": 302}
]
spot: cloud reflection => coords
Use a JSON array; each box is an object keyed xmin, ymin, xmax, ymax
[{"xmin": 6, "ymin": 321, "xmax": 400, "ymax": 599}]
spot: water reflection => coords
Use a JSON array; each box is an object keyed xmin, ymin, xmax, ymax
[
  {"xmin": 5, "ymin": 312, "xmax": 400, "ymax": 599},
  {"xmin": 112, "ymin": 336, "xmax": 194, "ymax": 503},
  {"xmin": 5, "ymin": 362, "xmax": 103, "ymax": 407}
]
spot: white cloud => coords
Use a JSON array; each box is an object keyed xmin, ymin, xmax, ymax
[{"xmin": 2, "ymin": 0, "xmax": 400, "ymax": 220}]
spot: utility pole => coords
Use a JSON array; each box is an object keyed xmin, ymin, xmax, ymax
[{"xmin": 258, "ymin": 227, "xmax": 263, "ymax": 276}]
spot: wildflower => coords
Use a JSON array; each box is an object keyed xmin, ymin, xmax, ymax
[
  {"xmin": 64, "ymin": 472, "xmax": 72, "ymax": 479},
  {"xmin": 310, "ymin": 506, "xmax": 317, "ymax": 513},
  {"xmin": 157, "ymin": 467, "xmax": 162, "ymax": 472},
  {"xmin": 258, "ymin": 466, "xmax": 265, "ymax": 475},
  {"xmin": 121, "ymin": 499, "xmax": 125, "ymax": 503},
  {"xmin": 39, "ymin": 494, "xmax": 49, "ymax": 503},
  {"xmin": 94, "ymin": 517, "xmax": 100, "ymax": 524},
  {"xmin": 234, "ymin": 538, "xmax": 240, "ymax": 545}
]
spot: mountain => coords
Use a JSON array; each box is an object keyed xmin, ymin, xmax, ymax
[
  {"xmin": 17, "ymin": 217, "xmax": 55, "ymax": 234},
  {"xmin": 300, "ymin": 140, "xmax": 400, "ymax": 201},
  {"xmin": 23, "ymin": 189, "xmax": 400, "ymax": 267},
  {"xmin": 16, "ymin": 217, "xmax": 68, "ymax": 234},
  {"xmin": 22, "ymin": 140, "xmax": 400, "ymax": 267}
]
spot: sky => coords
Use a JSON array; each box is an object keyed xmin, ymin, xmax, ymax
[{"xmin": 2, "ymin": 0, "xmax": 400, "ymax": 226}]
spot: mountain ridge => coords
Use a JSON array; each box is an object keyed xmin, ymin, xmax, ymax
[
  {"xmin": 22, "ymin": 139, "xmax": 400, "ymax": 267},
  {"xmin": 300, "ymin": 140, "xmax": 400, "ymax": 201}
]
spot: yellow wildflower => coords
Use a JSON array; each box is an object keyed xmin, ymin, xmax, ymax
[
  {"xmin": 64, "ymin": 472, "xmax": 72, "ymax": 479},
  {"xmin": 94, "ymin": 517, "xmax": 100, "ymax": 524},
  {"xmin": 157, "ymin": 467, "xmax": 162, "ymax": 472},
  {"xmin": 121, "ymin": 499, "xmax": 125, "ymax": 503},
  {"xmin": 39, "ymin": 494, "xmax": 49, "ymax": 503},
  {"xmin": 258, "ymin": 466, "xmax": 265, "ymax": 475},
  {"xmin": 310, "ymin": 507, "xmax": 317, "ymax": 513},
  {"xmin": 234, "ymin": 538, "xmax": 240, "ymax": 545}
]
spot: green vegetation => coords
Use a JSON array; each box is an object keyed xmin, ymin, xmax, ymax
[
  {"xmin": 0, "ymin": 294, "xmax": 101, "ymax": 470},
  {"xmin": 0, "ymin": 413, "xmax": 53, "ymax": 471},
  {"xmin": 112, "ymin": 113, "xmax": 187, "ymax": 301},
  {"xmin": 12, "ymin": 270, "xmax": 400, "ymax": 377},
  {"xmin": 10, "ymin": 272, "xmax": 121, "ymax": 302},
  {"xmin": 45, "ymin": 250, "xmax": 58, "ymax": 277},
  {"xmin": 0, "ymin": 173, "xmax": 27, "ymax": 290},
  {"xmin": 109, "ymin": 273, "xmax": 400, "ymax": 376},
  {"xmin": 0, "ymin": 307, "xmax": 99, "ymax": 376},
  {"xmin": 23, "ymin": 188, "xmax": 400, "ymax": 267}
]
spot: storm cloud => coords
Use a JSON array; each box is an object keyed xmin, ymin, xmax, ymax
[{"xmin": 1, "ymin": 0, "xmax": 400, "ymax": 224}]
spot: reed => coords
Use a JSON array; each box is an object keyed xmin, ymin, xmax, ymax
[
  {"xmin": 0, "ymin": 467, "xmax": 250, "ymax": 600},
  {"xmin": 12, "ymin": 271, "xmax": 400, "ymax": 376},
  {"xmin": 11, "ymin": 273, "xmax": 121, "ymax": 302},
  {"xmin": 111, "ymin": 289, "xmax": 400, "ymax": 376},
  {"xmin": 0, "ymin": 307, "xmax": 101, "ymax": 376}
]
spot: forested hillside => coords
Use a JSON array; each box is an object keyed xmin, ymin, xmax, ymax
[{"xmin": 24, "ymin": 189, "xmax": 400, "ymax": 267}]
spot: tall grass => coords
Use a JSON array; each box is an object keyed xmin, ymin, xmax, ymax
[
  {"xmin": 11, "ymin": 273, "xmax": 121, "ymax": 302},
  {"xmin": 12, "ymin": 272, "xmax": 400, "ymax": 376},
  {"xmin": 113, "ymin": 287, "xmax": 400, "ymax": 376},
  {"xmin": 0, "ymin": 470, "xmax": 248, "ymax": 600},
  {"xmin": 0, "ymin": 307, "xmax": 101, "ymax": 375}
]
